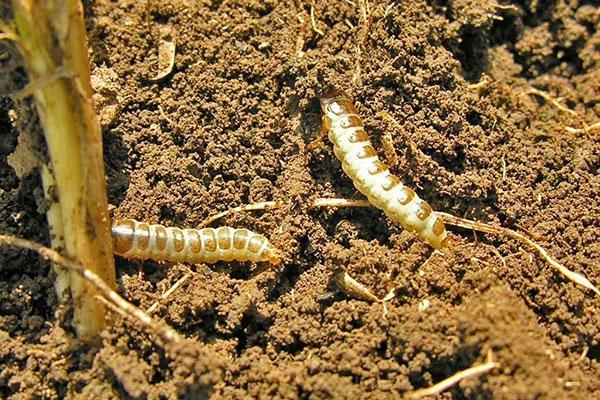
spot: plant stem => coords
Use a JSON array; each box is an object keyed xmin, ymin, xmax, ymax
[{"xmin": 11, "ymin": 0, "xmax": 115, "ymax": 340}]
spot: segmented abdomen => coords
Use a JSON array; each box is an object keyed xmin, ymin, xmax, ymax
[
  {"xmin": 111, "ymin": 219, "xmax": 281, "ymax": 264},
  {"xmin": 319, "ymin": 88, "xmax": 448, "ymax": 249}
]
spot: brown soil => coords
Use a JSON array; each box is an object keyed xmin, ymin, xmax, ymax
[{"xmin": 1, "ymin": 0, "xmax": 600, "ymax": 398}]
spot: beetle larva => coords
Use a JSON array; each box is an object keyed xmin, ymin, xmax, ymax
[
  {"xmin": 111, "ymin": 219, "xmax": 281, "ymax": 265},
  {"xmin": 319, "ymin": 88, "xmax": 448, "ymax": 248}
]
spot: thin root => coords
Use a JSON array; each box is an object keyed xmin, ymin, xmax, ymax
[
  {"xmin": 200, "ymin": 198, "xmax": 599, "ymax": 295},
  {"xmin": 0, "ymin": 234, "xmax": 183, "ymax": 345},
  {"xmin": 521, "ymin": 87, "xmax": 579, "ymax": 118},
  {"xmin": 438, "ymin": 212, "xmax": 600, "ymax": 295},
  {"xmin": 409, "ymin": 350, "xmax": 499, "ymax": 399},
  {"xmin": 199, "ymin": 201, "xmax": 279, "ymax": 227},
  {"xmin": 565, "ymin": 121, "xmax": 600, "ymax": 135},
  {"xmin": 310, "ymin": 5, "xmax": 325, "ymax": 36},
  {"xmin": 147, "ymin": 271, "xmax": 193, "ymax": 314}
]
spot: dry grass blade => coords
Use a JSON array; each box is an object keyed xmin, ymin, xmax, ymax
[
  {"xmin": 312, "ymin": 198, "xmax": 370, "ymax": 208},
  {"xmin": 0, "ymin": 234, "xmax": 183, "ymax": 345},
  {"xmin": 409, "ymin": 351, "xmax": 499, "ymax": 398}
]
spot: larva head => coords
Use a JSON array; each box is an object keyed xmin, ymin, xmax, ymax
[
  {"xmin": 320, "ymin": 86, "xmax": 345, "ymax": 105},
  {"xmin": 320, "ymin": 87, "xmax": 359, "ymax": 119},
  {"xmin": 320, "ymin": 87, "xmax": 345, "ymax": 109}
]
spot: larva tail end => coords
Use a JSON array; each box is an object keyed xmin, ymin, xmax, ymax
[
  {"xmin": 112, "ymin": 218, "xmax": 137, "ymax": 256},
  {"xmin": 435, "ymin": 235, "xmax": 450, "ymax": 249},
  {"xmin": 265, "ymin": 246, "xmax": 282, "ymax": 266}
]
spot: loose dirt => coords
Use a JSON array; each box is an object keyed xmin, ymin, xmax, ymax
[{"xmin": 1, "ymin": 0, "xmax": 599, "ymax": 398}]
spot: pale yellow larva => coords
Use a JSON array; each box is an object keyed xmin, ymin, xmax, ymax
[
  {"xmin": 111, "ymin": 219, "xmax": 281, "ymax": 265},
  {"xmin": 319, "ymin": 88, "xmax": 448, "ymax": 249}
]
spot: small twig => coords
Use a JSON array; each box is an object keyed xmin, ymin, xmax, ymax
[
  {"xmin": 467, "ymin": 75, "xmax": 490, "ymax": 90},
  {"xmin": 409, "ymin": 351, "xmax": 499, "ymax": 399},
  {"xmin": 333, "ymin": 269, "xmax": 379, "ymax": 303},
  {"xmin": 378, "ymin": 111, "xmax": 430, "ymax": 163},
  {"xmin": 494, "ymin": 4, "xmax": 522, "ymax": 14},
  {"xmin": 515, "ymin": 223, "xmax": 546, "ymax": 242},
  {"xmin": 96, "ymin": 294, "xmax": 131, "ymax": 321},
  {"xmin": 294, "ymin": 35, "xmax": 305, "ymax": 59},
  {"xmin": 351, "ymin": 0, "xmax": 372, "ymax": 83},
  {"xmin": 0, "ymin": 234, "xmax": 183, "ymax": 344},
  {"xmin": 146, "ymin": 0, "xmax": 152, "ymax": 36},
  {"xmin": 381, "ymin": 130, "xmax": 399, "ymax": 167},
  {"xmin": 357, "ymin": 0, "xmax": 372, "ymax": 49},
  {"xmin": 573, "ymin": 345, "xmax": 589, "ymax": 365},
  {"xmin": 384, "ymin": 2, "xmax": 396, "ymax": 18}
]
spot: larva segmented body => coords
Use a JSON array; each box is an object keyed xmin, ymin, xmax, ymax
[
  {"xmin": 320, "ymin": 88, "xmax": 448, "ymax": 249},
  {"xmin": 111, "ymin": 219, "xmax": 281, "ymax": 265}
]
